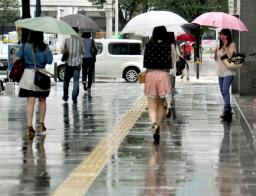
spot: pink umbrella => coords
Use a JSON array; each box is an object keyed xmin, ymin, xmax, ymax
[{"xmin": 192, "ymin": 12, "xmax": 248, "ymax": 32}]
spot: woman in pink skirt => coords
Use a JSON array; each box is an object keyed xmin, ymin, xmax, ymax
[{"xmin": 143, "ymin": 26, "xmax": 172, "ymax": 145}]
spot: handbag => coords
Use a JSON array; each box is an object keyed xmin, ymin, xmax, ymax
[
  {"xmin": 137, "ymin": 72, "xmax": 146, "ymax": 83},
  {"xmin": 9, "ymin": 45, "xmax": 24, "ymax": 82},
  {"xmin": 32, "ymin": 48, "xmax": 51, "ymax": 90},
  {"xmin": 34, "ymin": 70, "xmax": 51, "ymax": 90},
  {"xmin": 61, "ymin": 40, "xmax": 69, "ymax": 62},
  {"xmin": 9, "ymin": 58, "xmax": 24, "ymax": 82},
  {"xmin": 176, "ymin": 56, "xmax": 186, "ymax": 76},
  {"xmin": 222, "ymin": 53, "xmax": 245, "ymax": 69}
]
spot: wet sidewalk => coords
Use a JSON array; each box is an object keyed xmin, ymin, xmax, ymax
[
  {"xmin": 86, "ymin": 80, "xmax": 256, "ymax": 196},
  {"xmin": 1, "ymin": 54, "xmax": 256, "ymax": 195}
]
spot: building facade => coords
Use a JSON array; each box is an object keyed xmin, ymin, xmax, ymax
[
  {"xmin": 229, "ymin": 0, "xmax": 256, "ymax": 95},
  {"xmin": 17, "ymin": 0, "xmax": 107, "ymax": 31}
]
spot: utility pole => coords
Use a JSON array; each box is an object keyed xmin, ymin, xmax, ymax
[
  {"xmin": 21, "ymin": 0, "xmax": 31, "ymax": 19},
  {"xmin": 106, "ymin": 0, "xmax": 113, "ymax": 38},
  {"xmin": 21, "ymin": 0, "xmax": 31, "ymax": 43},
  {"xmin": 35, "ymin": 0, "xmax": 41, "ymax": 17},
  {"xmin": 114, "ymin": 0, "xmax": 118, "ymax": 38}
]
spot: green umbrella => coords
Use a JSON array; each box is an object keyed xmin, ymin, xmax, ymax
[{"xmin": 15, "ymin": 16, "xmax": 78, "ymax": 36}]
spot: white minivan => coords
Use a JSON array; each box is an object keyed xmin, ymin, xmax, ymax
[{"xmin": 54, "ymin": 39, "xmax": 144, "ymax": 82}]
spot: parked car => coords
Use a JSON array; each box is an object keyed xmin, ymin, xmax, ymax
[
  {"xmin": 0, "ymin": 44, "xmax": 8, "ymax": 71},
  {"xmin": 53, "ymin": 39, "xmax": 144, "ymax": 82}
]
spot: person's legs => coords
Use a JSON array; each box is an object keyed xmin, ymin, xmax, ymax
[
  {"xmin": 38, "ymin": 97, "xmax": 47, "ymax": 132},
  {"xmin": 218, "ymin": 77, "xmax": 224, "ymax": 98},
  {"xmin": 222, "ymin": 75, "xmax": 234, "ymax": 112},
  {"xmin": 38, "ymin": 97, "xmax": 46, "ymax": 123},
  {"xmin": 27, "ymin": 97, "xmax": 36, "ymax": 127},
  {"xmin": 82, "ymin": 58, "xmax": 89, "ymax": 90},
  {"xmin": 147, "ymin": 97, "xmax": 160, "ymax": 144},
  {"xmin": 156, "ymin": 97, "xmax": 165, "ymax": 127},
  {"xmin": 72, "ymin": 66, "xmax": 81, "ymax": 104},
  {"xmin": 87, "ymin": 59, "xmax": 95, "ymax": 89},
  {"xmin": 148, "ymin": 97, "xmax": 158, "ymax": 125},
  {"xmin": 63, "ymin": 64, "xmax": 73, "ymax": 101}
]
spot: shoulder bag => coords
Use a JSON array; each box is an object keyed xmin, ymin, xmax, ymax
[
  {"xmin": 137, "ymin": 72, "xmax": 146, "ymax": 83},
  {"xmin": 222, "ymin": 53, "xmax": 245, "ymax": 70},
  {"xmin": 32, "ymin": 48, "xmax": 51, "ymax": 90},
  {"xmin": 61, "ymin": 39, "xmax": 69, "ymax": 62},
  {"xmin": 9, "ymin": 45, "xmax": 24, "ymax": 82}
]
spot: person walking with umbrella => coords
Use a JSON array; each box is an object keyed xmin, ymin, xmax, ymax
[
  {"xmin": 61, "ymin": 27, "xmax": 83, "ymax": 104},
  {"xmin": 144, "ymin": 26, "xmax": 172, "ymax": 145},
  {"xmin": 16, "ymin": 30, "xmax": 53, "ymax": 138},
  {"xmin": 214, "ymin": 29, "xmax": 237, "ymax": 120},
  {"xmin": 81, "ymin": 32, "xmax": 98, "ymax": 92}
]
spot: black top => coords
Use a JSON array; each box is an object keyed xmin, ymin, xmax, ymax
[{"xmin": 143, "ymin": 40, "xmax": 172, "ymax": 69}]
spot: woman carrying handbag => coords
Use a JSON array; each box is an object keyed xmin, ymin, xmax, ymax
[
  {"xmin": 16, "ymin": 30, "xmax": 53, "ymax": 139},
  {"xmin": 214, "ymin": 29, "xmax": 237, "ymax": 121}
]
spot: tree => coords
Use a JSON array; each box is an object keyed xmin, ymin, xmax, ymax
[
  {"xmin": 89, "ymin": 0, "xmax": 155, "ymax": 28},
  {"xmin": 21, "ymin": 0, "xmax": 31, "ymax": 19},
  {"xmin": 152, "ymin": 0, "xmax": 228, "ymax": 22},
  {"xmin": 88, "ymin": 0, "xmax": 228, "ymax": 29},
  {"xmin": 0, "ymin": 0, "xmax": 19, "ymax": 34}
]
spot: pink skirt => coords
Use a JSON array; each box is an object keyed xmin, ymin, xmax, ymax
[{"xmin": 144, "ymin": 70, "xmax": 171, "ymax": 98}]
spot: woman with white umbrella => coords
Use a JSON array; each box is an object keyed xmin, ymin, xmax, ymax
[{"xmin": 144, "ymin": 26, "xmax": 172, "ymax": 145}]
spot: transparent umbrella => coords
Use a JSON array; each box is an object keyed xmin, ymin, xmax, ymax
[{"xmin": 121, "ymin": 11, "xmax": 188, "ymax": 36}]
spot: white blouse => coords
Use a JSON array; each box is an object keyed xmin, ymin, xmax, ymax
[{"xmin": 215, "ymin": 42, "xmax": 237, "ymax": 77}]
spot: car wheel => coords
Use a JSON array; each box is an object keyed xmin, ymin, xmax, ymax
[
  {"xmin": 123, "ymin": 67, "xmax": 140, "ymax": 83},
  {"xmin": 57, "ymin": 64, "xmax": 65, "ymax": 81}
]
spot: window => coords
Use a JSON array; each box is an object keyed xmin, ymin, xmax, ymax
[
  {"xmin": 95, "ymin": 42, "xmax": 103, "ymax": 54},
  {"xmin": 202, "ymin": 30, "xmax": 217, "ymax": 40},
  {"xmin": 108, "ymin": 43, "xmax": 142, "ymax": 55}
]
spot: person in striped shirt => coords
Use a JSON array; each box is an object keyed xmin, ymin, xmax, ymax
[{"xmin": 61, "ymin": 27, "xmax": 84, "ymax": 104}]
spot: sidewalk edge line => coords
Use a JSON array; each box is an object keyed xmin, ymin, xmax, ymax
[{"xmin": 233, "ymin": 96, "xmax": 256, "ymax": 139}]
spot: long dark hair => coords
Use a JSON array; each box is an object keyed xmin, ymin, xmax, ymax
[
  {"xmin": 27, "ymin": 30, "xmax": 47, "ymax": 51},
  {"xmin": 219, "ymin": 29, "xmax": 232, "ymax": 49},
  {"xmin": 151, "ymin": 26, "xmax": 167, "ymax": 42},
  {"xmin": 166, "ymin": 32, "xmax": 176, "ymax": 46}
]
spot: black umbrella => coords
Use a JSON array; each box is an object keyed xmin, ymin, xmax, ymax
[{"xmin": 62, "ymin": 14, "xmax": 100, "ymax": 32}]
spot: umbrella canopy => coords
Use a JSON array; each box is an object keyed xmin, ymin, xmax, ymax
[
  {"xmin": 177, "ymin": 33, "xmax": 195, "ymax": 42},
  {"xmin": 192, "ymin": 12, "xmax": 248, "ymax": 32},
  {"xmin": 15, "ymin": 16, "xmax": 78, "ymax": 36},
  {"xmin": 121, "ymin": 11, "xmax": 188, "ymax": 36},
  {"xmin": 62, "ymin": 14, "xmax": 100, "ymax": 32}
]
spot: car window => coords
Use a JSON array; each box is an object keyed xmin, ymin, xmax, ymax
[
  {"xmin": 95, "ymin": 42, "xmax": 103, "ymax": 54},
  {"xmin": 108, "ymin": 43, "xmax": 142, "ymax": 55}
]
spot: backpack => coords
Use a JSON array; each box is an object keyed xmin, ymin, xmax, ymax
[
  {"xmin": 91, "ymin": 39, "xmax": 98, "ymax": 57},
  {"xmin": 176, "ymin": 56, "xmax": 187, "ymax": 76},
  {"xmin": 143, "ymin": 40, "xmax": 172, "ymax": 69}
]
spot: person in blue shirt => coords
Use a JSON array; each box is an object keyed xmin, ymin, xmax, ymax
[
  {"xmin": 81, "ymin": 32, "xmax": 97, "ymax": 92},
  {"xmin": 16, "ymin": 30, "xmax": 53, "ymax": 139}
]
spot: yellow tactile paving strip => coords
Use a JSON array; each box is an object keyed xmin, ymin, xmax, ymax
[{"xmin": 52, "ymin": 96, "xmax": 147, "ymax": 196}]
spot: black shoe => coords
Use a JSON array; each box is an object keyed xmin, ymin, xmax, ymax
[
  {"xmin": 83, "ymin": 84, "xmax": 87, "ymax": 91},
  {"xmin": 152, "ymin": 123, "xmax": 160, "ymax": 145},
  {"xmin": 166, "ymin": 107, "xmax": 172, "ymax": 118},
  {"xmin": 222, "ymin": 111, "xmax": 233, "ymax": 121},
  {"xmin": 62, "ymin": 96, "xmax": 68, "ymax": 102}
]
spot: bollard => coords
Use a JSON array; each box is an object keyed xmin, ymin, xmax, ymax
[
  {"xmin": 54, "ymin": 62, "xmax": 57, "ymax": 82},
  {"xmin": 196, "ymin": 58, "xmax": 200, "ymax": 79}
]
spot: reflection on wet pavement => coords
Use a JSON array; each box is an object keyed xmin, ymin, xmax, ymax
[
  {"xmin": 0, "ymin": 81, "xmax": 144, "ymax": 195},
  {"xmin": 1, "ymin": 68, "xmax": 256, "ymax": 195},
  {"xmin": 88, "ymin": 81, "xmax": 256, "ymax": 196}
]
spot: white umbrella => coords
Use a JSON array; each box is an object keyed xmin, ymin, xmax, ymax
[{"xmin": 121, "ymin": 11, "xmax": 188, "ymax": 36}]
